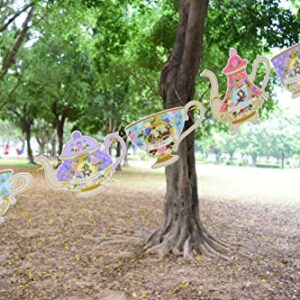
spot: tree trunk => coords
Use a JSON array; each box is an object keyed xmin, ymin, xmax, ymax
[
  {"xmin": 39, "ymin": 143, "xmax": 45, "ymax": 155},
  {"xmin": 215, "ymin": 152, "xmax": 221, "ymax": 163},
  {"xmin": 123, "ymin": 141, "xmax": 130, "ymax": 167},
  {"xmin": 24, "ymin": 122, "xmax": 34, "ymax": 164},
  {"xmin": 116, "ymin": 141, "xmax": 122, "ymax": 171},
  {"xmin": 51, "ymin": 137, "xmax": 56, "ymax": 157},
  {"xmin": 281, "ymin": 154, "xmax": 285, "ymax": 169},
  {"xmin": 147, "ymin": 0, "xmax": 226, "ymax": 258},
  {"xmin": 36, "ymin": 136, "xmax": 46, "ymax": 155},
  {"xmin": 251, "ymin": 154, "xmax": 257, "ymax": 167},
  {"xmin": 56, "ymin": 117, "xmax": 65, "ymax": 155}
]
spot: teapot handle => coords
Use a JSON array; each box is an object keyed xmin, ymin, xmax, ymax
[
  {"xmin": 249, "ymin": 56, "xmax": 271, "ymax": 92},
  {"xmin": 103, "ymin": 132, "xmax": 127, "ymax": 172},
  {"xmin": 173, "ymin": 100, "xmax": 206, "ymax": 153},
  {"xmin": 10, "ymin": 173, "xmax": 32, "ymax": 204}
]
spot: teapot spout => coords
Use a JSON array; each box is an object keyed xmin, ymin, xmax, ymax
[
  {"xmin": 200, "ymin": 69, "xmax": 223, "ymax": 120},
  {"xmin": 35, "ymin": 155, "xmax": 64, "ymax": 190},
  {"xmin": 200, "ymin": 69, "xmax": 220, "ymax": 101}
]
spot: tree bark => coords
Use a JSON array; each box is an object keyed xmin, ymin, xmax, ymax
[
  {"xmin": 251, "ymin": 154, "xmax": 257, "ymax": 167},
  {"xmin": 281, "ymin": 154, "xmax": 285, "ymax": 169},
  {"xmin": 147, "ymin": 0, "xmax": 226, "ymax": 258},
  {"xmin": 36, "ymin": 136, "xmax": 46, "ymax": 155},
  {"xmin": 123, "ymin": 141, "xmax": 130, "ymax": 167},
  {"xmin": 116, "ymin": 141, "xmax": 122, "ymax": 171},
  {"xmin": 51, "ymin": 137, "xmax": 56, "ymax": 157},
  {"xmin": 23, "ymin": 121, "xmax": 34, "ymax": 164},
  {"xmin": 56, "ymin": 116, "xmax": 65, "ymax": 155}
]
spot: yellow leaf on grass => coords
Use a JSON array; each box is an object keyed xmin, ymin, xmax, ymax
[
  {"xmin": 132, "ymin": 292, "xmax": 137, "ymax": 298},
  {"xmin": 261, "ymin": 278, "xmax": 267, "ymax": 283}
]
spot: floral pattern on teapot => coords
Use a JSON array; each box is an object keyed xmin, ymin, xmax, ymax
[
  {"xmin": 36, "ymin": 131, "xmax": 126, "ymax": 198},
  {"xmin": 272, "ymin": 43, "xmax": 300, "ymax": 99}
]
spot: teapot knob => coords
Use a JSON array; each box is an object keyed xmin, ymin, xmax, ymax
[
  {"xmin": 229, "ymin": 48, "xmax": 237, "ymax": 57},
  {"xmin": 72, "ymin": 131, "xmax": 82, "ymax": 139}
]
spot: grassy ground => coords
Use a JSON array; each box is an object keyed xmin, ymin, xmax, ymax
[
  {"xmin": 0, "ymin": 161, "xmax": 299, "ymax": 299},
  {"xmin": 129, "ymin": 160, "xmax": 300, "ymax": 205},
  {"xmin": 0, "ymin": 159, "xmax": 38, "ymax": 169}
]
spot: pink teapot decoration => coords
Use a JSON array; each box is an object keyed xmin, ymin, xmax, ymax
[{"xmin": 201, "ymin": 48, "xmax": 271, "ymax": 133}]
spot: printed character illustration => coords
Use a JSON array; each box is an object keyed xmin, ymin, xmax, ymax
[
  {"xmin": 81, "ymin": 162, "xmax": 93, "ymax": 178},
  {"xmin": 293, "ymin": 59, "xmax": 300, "ymax": 76},
  {"xmin": 286, "ymin": 50, "xmax": 300, "ymax": 78},
  {"xmin": 237, "ymin": 89, "xmax": 247, "ymax": 104},
  {"xmin": 144, "ymin": 119, "xmax": 172, "ymax": 145}
]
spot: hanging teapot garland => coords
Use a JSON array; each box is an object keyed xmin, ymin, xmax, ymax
[{"xmin": 201, "ymin": 48, "xmax": 271, "ymax": 134}]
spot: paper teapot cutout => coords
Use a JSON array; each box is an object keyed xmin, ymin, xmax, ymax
[
  {"xmin": 0, "ymin": 169, "xmax": 32, "ymax": 224},
  {"xmin": 272, "ymin": 42, "xmax": 300, "ymax": 99},
  {"xmin": 201, "ymin": 48, "xmax": 271, "ymax": 134},
  {"xmin": 36, "ymin": 131, "xmax": 126, "ymax": 198}
]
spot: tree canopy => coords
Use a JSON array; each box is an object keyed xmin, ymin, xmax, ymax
[{"xmin": 0, "ymin": 0, "xmax": 299, "ymax": 162}]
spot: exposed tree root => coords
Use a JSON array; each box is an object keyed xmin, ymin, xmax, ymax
[{"xmin": 145, "ymin": 217, "xmax": 230, "ymax": 260}]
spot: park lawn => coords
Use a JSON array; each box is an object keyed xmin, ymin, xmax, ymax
[
  {"xmin": 115, "ymin": 162, "xmax": 300, "ymax": 205},
  {"xmin": 1, "ymin": 158, "xmax": 300, "ymax": 205},
  {"xmin": 0, "ymin": 162, "xmax": 299, "ymax": 299},
  {"xmin": 2, "ymin": 159, "xmax": 300, "ymax": 205},
  {"xmin": 0, "ymin": 159, "xmax": 38, "ymax": 169}
]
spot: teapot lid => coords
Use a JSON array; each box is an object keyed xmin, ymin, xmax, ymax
[
  {"xmin": 223, "ymin": 48, "xmax": 248, "ymax": 74},
  {"xmin": 60, "ymin": 131, "xmax": 100, "ymax": 159}
]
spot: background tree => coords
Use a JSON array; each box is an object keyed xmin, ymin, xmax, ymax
[
  {"xmin": 145, "ymin": 0, "xmax": 225, "ymax": 258},
  {"xmin": 146, "ymin": 0, "xmax": 300, "ymax": 258}
]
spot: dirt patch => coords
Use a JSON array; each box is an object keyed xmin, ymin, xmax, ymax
[{"xmin": 0, "ymin": 168, "xmax": 299, "ymax": 299}]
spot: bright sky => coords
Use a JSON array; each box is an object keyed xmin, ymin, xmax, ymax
[{"xmin": 274, "ymin": 86, "xmax": 300, "ymax": 115}]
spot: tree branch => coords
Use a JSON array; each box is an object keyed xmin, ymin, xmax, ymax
[
  {"xmin": 0, "ymin": 72, "xmax": 25, "ymax": 110},
  {"xmin": 1, "ymin": 5, "xmax": 34, "ymax": 80},
  {"xmin": 0, "ymin": 3, "xmax": 34, "ymax": 33}
]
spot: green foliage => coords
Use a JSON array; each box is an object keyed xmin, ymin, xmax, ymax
[
  {"xmin": 201, "ymin": 114, "xmax": 300, "ymax": 168},
  {"xmin": 0, "ymin": 0, "xmax": 299, "ymax": 162}
]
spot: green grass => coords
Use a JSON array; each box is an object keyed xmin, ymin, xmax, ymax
[{"xmin": 0, "ymin": 159, "xmax": 38, "ymax": 169}]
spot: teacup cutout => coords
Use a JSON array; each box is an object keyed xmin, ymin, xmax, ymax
[
  {"xmin": 36, "ymin": 131, "xmax": 127, "ymax": 198},
  {"xmin": 0, "ymin": 169, "xmax": 32, "ymax": 224},
  {"xmin": 125, "ymin": 100, "xmax": 206, "ymax": 168},
  {"xmin": 272, "ymin": 42, "xmax": 300, "ymax": 99}
]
